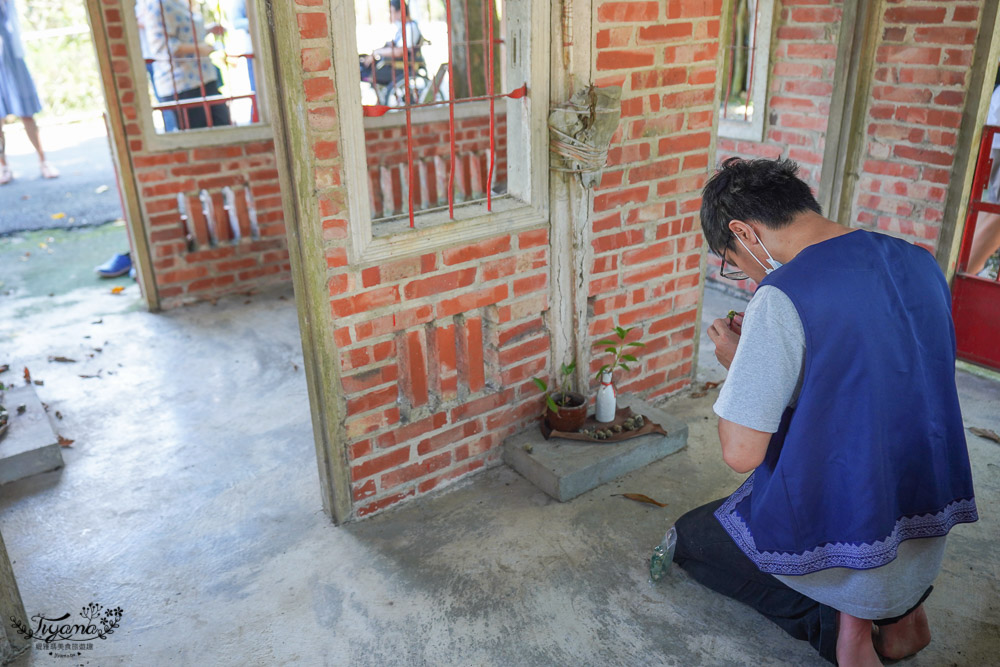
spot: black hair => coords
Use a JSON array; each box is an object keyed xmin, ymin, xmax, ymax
[
  {"xmin": 699, "ymin": 157, "xmax": 822, "ymax": 257},
  {"xmin": 390, "ymin": 0, "xmax": 401, "ymax": 10}
]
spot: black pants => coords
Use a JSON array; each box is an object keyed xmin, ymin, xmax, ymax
[
  {"xmin": 673, "ymin": 499, "xmax": 839, "ymax": 664},
  {"xmin": 159, "ymin": 79, "xmax": 231, "ymax": 131}
]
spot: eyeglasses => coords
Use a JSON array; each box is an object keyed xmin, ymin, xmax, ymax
[{"xmin": 719, "ymin": 250, "xmax": 748, "ymax": 281}]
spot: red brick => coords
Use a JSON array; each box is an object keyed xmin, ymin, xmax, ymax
[
  {"xmin": 356, "ymin": 489, "xmax": 415, "ymax": 518},
  {"xmin": 351, "ymin": 446, "xmax": 410, "ymax": 482},
  {"xmin": 436, "ymin": 284, "xmax": 509, "ymax": 319},
  {"xmin": 460, "ymin": 317, "xmax": 486, "ymax": 393},
  {"xmin": 637, "ymin": 23, "xmax": 692, "ymax": 43},
  {"xmin": 330, "ymin": 285, "xmax": 400, "ymax": 317},
  {"xmin": 380, "ymin": 451, "xmax": 452, "ymax": 489},
  {"xmin": 884, "ymin": 6, "xmax": 946, "ymax": 24},
  {"xmin": 442, "ymin": 236, "xmax": 511, "ymax": 265},
  {"xmin": 297, "ymin": 12, "xmax": 327, "ymax": 39},
  {"xmin": 416, "ymin": 420, "xmax": 482, "ymax": 457},
  {"xmin": 417, "ymin": 459, "xmax": 486, "ymax": 494},
  {"xmin": 347, "ymin": 385, "xmax": 399, "ymax": 415},
  {"xmin": 596, "ymin": 2, "xmax": 659, "ymax": 22},
  {"xmin": 596, "ymin": 49, "xmax": 656, "ymax": 71},
  {"xmin": 403, "ymin": 268, "xmax": 477, "ymax": 299},
  {"xmin": 301, "ymin": 47, "xmax": 332, "ymax": 72},
  {"xmin": 876, "ymin": 46, "xmax": 940, "ymax": 65},
  {"xmin": 518, "ymin": 228, "xmax": 548, "ymax": 249}
]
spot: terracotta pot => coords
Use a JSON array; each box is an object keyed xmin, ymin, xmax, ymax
[{"xmin": 546, "ymin": 391, "xmax": 588, "ymax": 432}]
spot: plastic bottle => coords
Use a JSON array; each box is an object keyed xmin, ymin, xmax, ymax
[
  {"xmin": 649, "ymin": 525, "xmax": 677, "ymax": 582},
  {"xmin": 596, "ymin": 370, "xmax": 616, "ymax": 422}
]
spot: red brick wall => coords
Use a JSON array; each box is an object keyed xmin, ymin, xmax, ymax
[
  {"xmin": 590, "ymin": 0, "xmax": 719, "ymax": 398},
  {"xmin": 100, "ymin": 1, "xmax": 290, "ymax": 308},
  {"xmin": 852, "ymin": 1, "xmax": 982, "ymax": 252},
  {"xmin": 715, "ymin": 0, "xmax": 844, "ymax": 187},
  {"xmin": 709, "ymin": 0, "xmax": 843, "ymax": 291},
  {"xmin": 288, "ymin": 0, "xmax": 720, "ymax": 519}
]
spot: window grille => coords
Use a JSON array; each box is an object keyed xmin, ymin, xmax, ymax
[
  {"xmin": 355, "ymin": 0, "xmax": 516, "ymax": 230},
  {"xmin": 135, "ymin": 0, "xmax": 260, "ymax": 133}
]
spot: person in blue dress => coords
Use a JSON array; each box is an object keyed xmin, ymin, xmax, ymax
[{"xmin": 0, "ymin": 0, "xmax": 58, "ymax": 184}]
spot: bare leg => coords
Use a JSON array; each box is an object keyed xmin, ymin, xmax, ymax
[
  {"xmin": 0, "ymin": 118, "xmax": 10, "ymax": 184},
  {"xmin": 20, "ymin": 116, "xmax": 45, "ymax": 162},
  {"xmin": 873, "ymin": 604, "xmax": 932, "ymax": 660},
  {"xmin": 968, "ymin": 211, "xmax": 1000, "ymax": 275},
  {"xmin": 20, "ymin": 116, "xmax": 58, "ymax": 178},
  {"xmin": 836, "ymin": 612, "xmax": 882, "ymax": 667}
]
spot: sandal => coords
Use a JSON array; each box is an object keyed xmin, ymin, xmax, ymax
[
  {"xmin": 40, "ymin": 162, "xmax": 59, "ymax": 179},
  {"xmin": 0, "ymin": 165, "xmax": 12, "ymax": 185}
]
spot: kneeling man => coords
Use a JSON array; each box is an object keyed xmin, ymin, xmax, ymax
[{"xmin": 675, "ymin": 158, "xmax": 978, "ymax": 666}]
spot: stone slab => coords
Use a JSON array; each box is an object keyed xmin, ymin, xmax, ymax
[
  {"xmin": 0, "ymin": 383, "xmax": 64, "ymax": 485},
  {"xmin": 502, "ymin": 395, "xmax": 688, "ymax": 502}
]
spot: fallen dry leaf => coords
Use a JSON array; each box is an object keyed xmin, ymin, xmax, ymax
[
  {"xmin": 704, "ymin": 381, "xmax": 720, "ymax": 390},
  {"xmin": 969, "ymin": 427, "xmax": 1000, "ymax": 444},
  {"xmin": 612, "ymin": 493, "xmax": 668, "ymax": 508},
  {"xmin": 690, "ymin": 391, "xmax": 708, "ymax": 398},
  {"xmin": 57, "ymin": 435, "xmax": 74, "ymax": 448},
  {"xmin": 23, "ymin": 367, "xmax": 30, "ymax": 383},
  {"xmin": 48, "ymin": 356, "xmax": 76, "ymax": 363},
  {"xmin": 0, "ymin": 364, "xmax": 8, "ymax": 374},
  {"xmin": 55, "ymin": 411, "xmax": 63, "ymax": 420},
  {"xmin": 110, "ymin": 286, "xmax": 125, "ymax": 295},
  {"xmin": 33, "ymin": 380, "xmax": 44, "ymax": 386},
  {"xmin": 50, "ymin": 212, "xmax": 66, "ymax": 220}
]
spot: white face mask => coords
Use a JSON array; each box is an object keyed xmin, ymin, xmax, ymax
[{"xmin": 734, "ymin": 229, "xmax": 782, "ymax": 274}]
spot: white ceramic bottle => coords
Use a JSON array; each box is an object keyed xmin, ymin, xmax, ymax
[{"xmin": 596, "ymin": 370, "xmax": 616, "ymax": 423}]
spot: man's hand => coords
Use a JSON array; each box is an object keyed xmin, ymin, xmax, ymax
[
  {"xmin": 360, "ymin": 53, "xmax": 375, "ymax": 67},
  {"xmin": 708, "ymin": 317, "xmax": 741, "ymax": 370},
  {"xmin": 727, "ymin": 311, "xmax": 744, "ymax": 335}
]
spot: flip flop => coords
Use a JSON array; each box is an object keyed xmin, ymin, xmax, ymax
[
  {"xmin": 0, "ymin": 165, "xmax": 12, "ymax": 185},
  {"xmin": 40, "ymin": 162, "xmax": 59, "ymax": 179}
]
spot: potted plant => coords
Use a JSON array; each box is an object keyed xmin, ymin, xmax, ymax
[
  {"xmin": 533, "ymin": 361, "xmax": 588, "ymax": 432},
  {"xmin": 594, "ymin": 325, "xmax": 646, "ymax": 422}
]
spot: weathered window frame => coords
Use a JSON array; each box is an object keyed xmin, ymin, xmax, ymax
[
  {"xmin": 122, "ymin": 0, "xmax": 275, "ymax": 151},
  {"xmin": 718, "ymin": 0, "xmax": 775, "ymax": 142},
  {"xmin": 332, "ymin": 0, "xmax": 550, "ymax": 264}
]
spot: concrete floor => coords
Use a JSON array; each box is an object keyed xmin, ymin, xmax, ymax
[{"xmin": 1, "ymin": 254, "xmax": 998, "ymax": 665}]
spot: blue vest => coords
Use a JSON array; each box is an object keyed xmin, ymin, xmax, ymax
[{"xmin": 715, "ymin": 230, "xmax": 978, "ymax": 575}]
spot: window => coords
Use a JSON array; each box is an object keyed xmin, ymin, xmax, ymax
[
  {"xmin": 130, "ymin": 0, "xmax": 266, "ymax": 138},
  {"xmin": 718, "ymin": 0, "xmax": 774, "ymax": 141},
  {"xmin": 336, "ymin": 0, "xmax": 549, "ymax": 262}
]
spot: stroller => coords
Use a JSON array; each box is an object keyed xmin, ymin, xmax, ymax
[{"xmin": 361, "ymin": 37, "xmax": 446, "ymax": 107}]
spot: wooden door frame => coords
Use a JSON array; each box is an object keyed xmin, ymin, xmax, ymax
[
  {"xmin": 936, "ymin": 1, "xmax": 1000, "ymax": 281},
  {"xmin": 255, "ymin": 0, "xmax": 353, "ymax": 524},
  {"xmin": 85, "ymin": 0, "xmax": 160, "ymax": 312}
]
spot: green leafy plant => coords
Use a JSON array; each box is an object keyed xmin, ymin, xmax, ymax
[
  {"xmin": 532, "ymin": 361, "xmax": 578, "ymax": 413},
  {"xmin": 595, "ymin": 325, "xmax": 646, "ymax": 380}
]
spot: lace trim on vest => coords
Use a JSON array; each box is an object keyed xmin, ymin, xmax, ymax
[{"xmin": 714, "ymin": 474, "xmax": 979, "ymax": 576}]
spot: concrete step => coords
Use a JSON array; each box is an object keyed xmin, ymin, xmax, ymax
[
  {"xmin": 0, "ymin": 383, "xmax": 64, "ymax": 485},
  {"xmin": 502, "ymin": 394, "xmax": 687, "ymax": 502}
]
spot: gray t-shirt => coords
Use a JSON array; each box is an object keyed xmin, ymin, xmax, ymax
[{"xmin": 714, "ymin": 285, "xmax": 945, "ymax": 619}]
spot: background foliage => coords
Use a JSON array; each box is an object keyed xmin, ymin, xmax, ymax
[{"xmin": 17, "ymin": 0, "xmax": 104, "ymax": 120}]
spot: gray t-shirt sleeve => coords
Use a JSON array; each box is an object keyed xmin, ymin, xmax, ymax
[{"xmin": 713, "ymin": 285, "xmax": 805, "ymax": 433}]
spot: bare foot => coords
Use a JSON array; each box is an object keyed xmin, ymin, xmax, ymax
[
  {"xmin": 838, "ymin": 612, "xmax": 883, "ymax": 666},
  {"xmin": 873, "ymin": 604, "xmax": 931, "ymax": 660}
]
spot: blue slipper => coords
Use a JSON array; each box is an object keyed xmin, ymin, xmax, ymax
[{"xmin": 95, "ymin": 252, "xmax": 132, "ymax": 278}]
